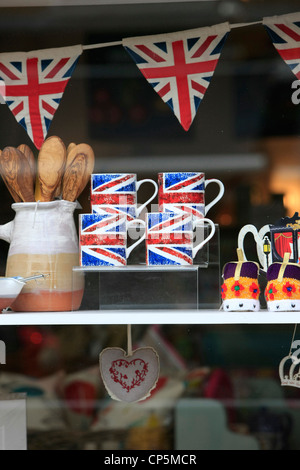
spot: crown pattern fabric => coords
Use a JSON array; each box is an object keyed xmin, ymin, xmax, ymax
[
  {"xmin": 221, "ymin": 249, "xmax": 261, "ymax": 311},
  {"xmin": 265, "ymin": 253, "xmax": 300, "ymax": 311}
]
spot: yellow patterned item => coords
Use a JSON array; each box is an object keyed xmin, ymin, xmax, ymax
[
  {"xmin": 221, "ymin": 248, "xmax": 260, "ymax": 311},
  {"xmin": 265, "ymin": 253, "xmax": 300, "ymax": 311}
]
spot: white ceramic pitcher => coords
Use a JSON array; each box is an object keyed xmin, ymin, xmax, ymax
[
  {"xmin": 237, "ymin": 224, "xmax": 271, "ymax": 272},
  {"xmin": 0, "ymin": 199, "xmax": 84, "ymax": 312}
]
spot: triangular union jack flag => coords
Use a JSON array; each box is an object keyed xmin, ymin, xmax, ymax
[
  {"xmin": 263, "ymin": 12, "xmax": 300, "ymax": 79},
  {"xmin": 123, "ymin": 23, "xmax": 230, "ymax": 131},
  {"xmin": 0, "ymin": 44, "xmax": 82, "ymax": 149}
]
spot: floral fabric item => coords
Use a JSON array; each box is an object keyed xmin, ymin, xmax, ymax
[
  {"xmin": 221, "ymin": 276, "xmax": 260, "ymax": 301},
  {"xmin": 265, "ymin": 253, "xmax": 300, "ymax": 311},
  {"xmin": 221, "ymin": 249, "xmax": 261, "ymax": 312},
  {"xmin": 265, "ymin": 278, "xmax": 300, "ymax": 302}
]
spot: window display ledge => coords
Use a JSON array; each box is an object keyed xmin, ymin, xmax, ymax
[{"xmin": 0, "ymin": 309, "xmax": 299, "ymax": 325}]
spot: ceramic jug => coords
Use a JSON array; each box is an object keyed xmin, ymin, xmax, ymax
[
  {"xmin": 0, "ymin": 200, "xmax": 84, "ymax": 312},
  {"xmin": 238, "ymin": 224, "xmax": 271, "ymax": 272}
]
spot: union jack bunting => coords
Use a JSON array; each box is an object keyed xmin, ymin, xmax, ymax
[
  {"xmin": 91, "ymin": 173, "xmax": 138, "ymax": 220},
  {"xmin": 123, "ymin": 23, "xmax": 230, "ymax": 131},
  {"xmin": 263, "ymin": 13, "xmax": 300, "ymax": 79},
  {"xmin": 146, "ymin": 212, "xmax": 193, "ymax": 265},
  {"xmin": 158, "ymin": 171, "xmax": 205, "ymax": 219},
  {"xmin": 79, "ymin": 213, "xmax": 127, "ymax": 266},
  {"xmin": 0, "ymin": 44, "xmax": 82, "ymax": 149}
]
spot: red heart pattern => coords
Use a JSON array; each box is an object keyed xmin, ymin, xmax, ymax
[
  {"xmin": 99, "ymin": 347, "xmax": 160, "ymax": 403},
  {"xmin": 109, "ymin": 358, "xmax": 148, "ymax": 392}
]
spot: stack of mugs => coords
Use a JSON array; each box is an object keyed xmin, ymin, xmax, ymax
[{"xmin": 79, "ymin": 172, "xmax": 224, "ymax": 267}]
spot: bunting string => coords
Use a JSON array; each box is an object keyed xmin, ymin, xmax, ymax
[
  {"xmin": 82, "ymin": 40, "xmax": 122, "ymax": 50},
  {"xmin": 0, "ymin": 11, "xmax": 299, "ymax": 148},
  {"xmin": 81, "ymin": 20, "xmax": 264, "ymax": 51}
]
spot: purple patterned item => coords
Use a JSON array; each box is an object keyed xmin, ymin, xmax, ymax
[
  {"xmin": 265, "ymin": 253, "xmax": 300, "ymax": 311},
  {"xmin": 221, "ymin": 249, "xmax": 261, "ymax": 312}
]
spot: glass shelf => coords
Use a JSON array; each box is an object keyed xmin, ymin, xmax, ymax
[
  {"xmin": 73, "ymin": 264, "xmax": 202, "ymax": 311},
  {"xmin": 73, "ymin": 224, "xmax": 221, "ymax": 311},
  {"xmin": 73, "ymin": 265, "xmax": 203, "ymax": 272}
]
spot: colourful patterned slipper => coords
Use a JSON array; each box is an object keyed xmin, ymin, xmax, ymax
[
  {"xmin": 221, "ymin": 248, "xmax": 261, "ymax": 311},
  {"xmin": 265, "ymin": 253, "xmax": 300, "ymax": 311}
]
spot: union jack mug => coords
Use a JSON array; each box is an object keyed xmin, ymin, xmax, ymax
[
  {"xmin": 145, "ymin": 212, "xmax": 215, "ymax": 266},
  {"xmin": 158, "ymin": 171, "xmax": 224, "ymax": 221},
  {"xmin": 79, "ymin": 213, "xmax": 145, "ymax": 267},
  {"xmin": 90, "ymin": 173, "xmax": 158, "ymax": 221}
]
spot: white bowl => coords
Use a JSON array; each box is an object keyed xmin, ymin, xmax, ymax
[{"xmin": 0, "ymin": 277, "xmax": 26, "ymax": 311}]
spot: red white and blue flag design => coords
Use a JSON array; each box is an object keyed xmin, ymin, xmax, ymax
[
  {"xmin": 0, "ymin": 44, "xmax": 82, "ymax": 149},
  {"xmin": 123, "ymin": 23, "xmax": 230, "ymax": 131},
  {"xmin": 263, "ymin": 13, "xmax": 300, "ymax": 79},
  {"xmin": 146, "ymin": 212, "xmax": 193, "ymax": 265},
  {"xmin": 158, "ymin": 171, "xmax": 205, "ymax": 220},
  {"xmin": 91, "ymin": 173, "xmax": 137, "ymax": 220},
  {"xmin": 79, "ymin": 213, "xmax": 127, "ymax": 266}
]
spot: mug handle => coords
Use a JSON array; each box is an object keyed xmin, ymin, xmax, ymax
[
  {"xmin": 204, "ymin": 179, "xmax": 225, "ymax": 215},
  {"xmin": 126, "ymin": 219, "xmax": 146, "ymax": 258},
  {"xmin": 136, "ymin": 179, "xmax": 158, "ymax": 216},
  {"xmin": 237, "ymin": 224, "xmax": 270, "ymax": 270},
  {"xmin": 192, "ymin": 218, "xmax": 216, "ymax": 257},
  {"xmin": 237, "ymin": 224, "xmax": 260, "ymax": 263}
]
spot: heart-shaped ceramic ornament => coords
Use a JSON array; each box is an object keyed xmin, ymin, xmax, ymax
[{"xmin": 99, "ymin": 347, "xmax": 160, "ymax": 403}]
